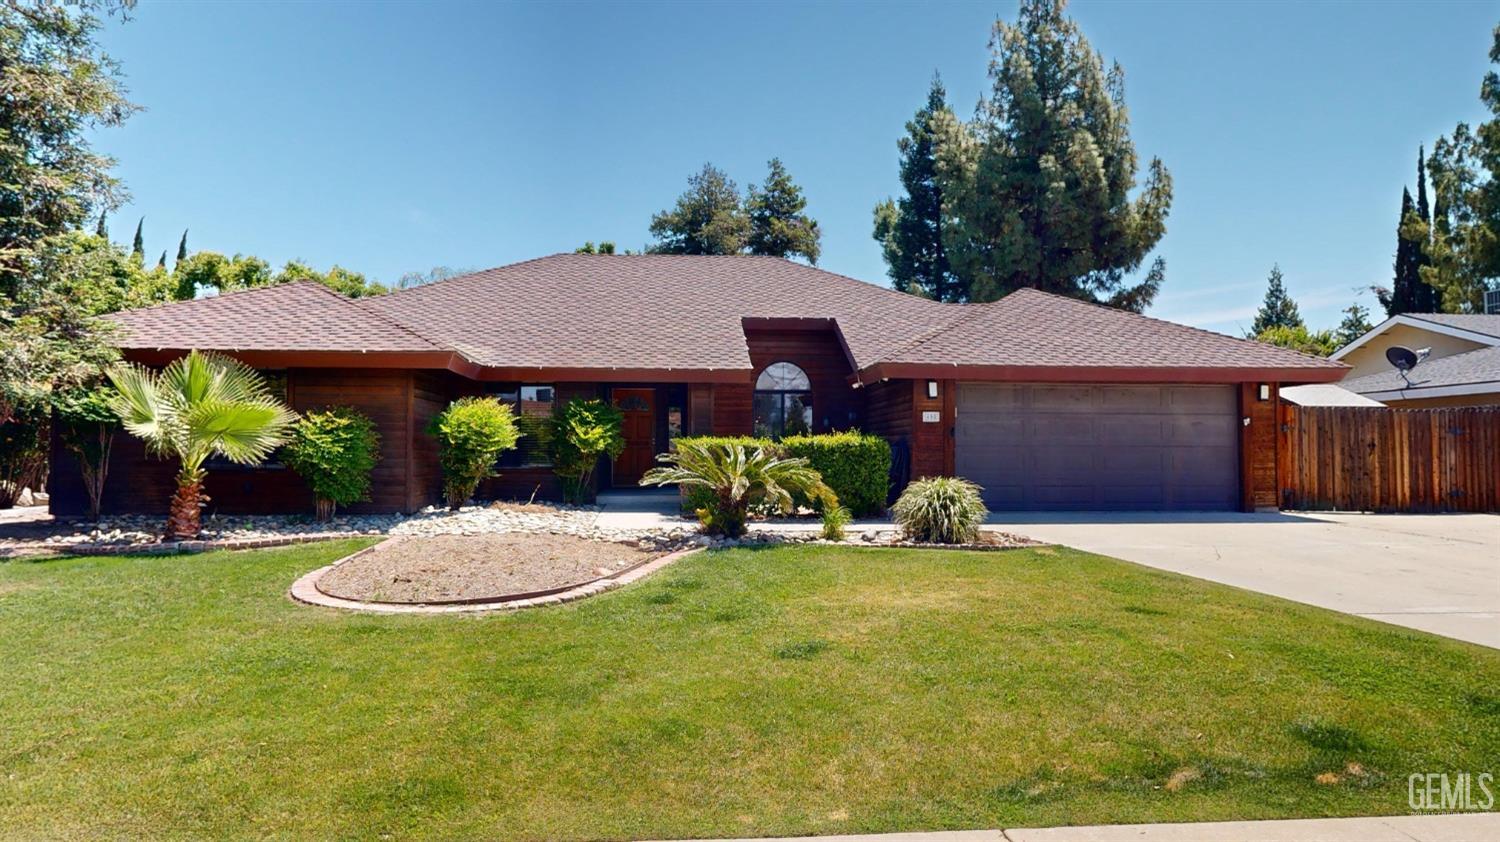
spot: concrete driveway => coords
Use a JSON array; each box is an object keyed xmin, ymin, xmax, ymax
[{"xmin": 987, "ymin": 511, "xmax": 1500, "ymax": 648}]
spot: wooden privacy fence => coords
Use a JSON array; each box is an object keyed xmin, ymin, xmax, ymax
[{"xmin": 1278, "ymin": 405, "xmax": 1500, "ymax": 513}]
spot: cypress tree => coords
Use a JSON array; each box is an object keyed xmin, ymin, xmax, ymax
[
  {"xmin": 874, "ymin": 75, "xmax": 963, "ymax": 300},
  {"xmin": 95, "ymin": 210, "xmax": 107, "ymax": 239},
  {"xmin": 131, "ymin": 217, "xmax": 144, "ymax": 263},
  {"xmin": 1385, "ymin": 187, "xmax": 1440, "ymax": 315},
  {"xmin": 1250, "ymin": 264, "xmax": 1303, "ymax": 335},
  {"xmin": 176, "ymin": 229, "xmax": 188, "ymax": 263},
  {"xmin": 156, "ymin": 250, "xmax": 166, "ymax": 269}
]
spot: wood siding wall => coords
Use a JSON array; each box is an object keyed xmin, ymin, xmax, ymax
[
  {"xmin": 711, "ymin": 384, "xmax": 753, "ymax": 436},
  {"xmin": 1241, "ymin": 383, "xmax": 1279, "ymax": 511},
  {"xmin": 50, "ymin": 368, "xmax": 430, "ymax": 517},
  {"xmin": 1278, "ymin": 404, "xmax": 1500, "ymax": 512},
  {"xmin": 743, "ymin": 326, "xmax": 860, "ymax": 433}
]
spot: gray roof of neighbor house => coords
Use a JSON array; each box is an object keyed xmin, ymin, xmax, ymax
[
  {"xmin": 1403, "ymin": 312, "xmax": 1500, "ymax": 340},
  {"xmin": 1341, "ymin": 344, "xmax": 1500, "ymax": 397},
  {"xmin": 107, "ymin": 254, "xmax": 1348, "ymax": 382}
]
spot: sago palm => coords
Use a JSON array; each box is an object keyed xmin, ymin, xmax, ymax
[
  {"xmin": 640, "ymin": 440, "xmax": 834, "ymax": 537},
  {"xmin": 106, "ymin": 350, "xmax": 297, "ymax": 539}
]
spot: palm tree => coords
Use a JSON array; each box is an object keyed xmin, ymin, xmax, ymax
[
  {"xmin": 639, "ymin": 440, "xmax": 834, "ymax": 537},
  {"xmin": 106, "ymin": 350, "xmax": 297, "ymax": 539}
]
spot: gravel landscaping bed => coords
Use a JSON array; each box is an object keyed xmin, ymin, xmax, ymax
[{"xmin": 315, "ymin": 533, "xmax": 663, "ymax": 604}]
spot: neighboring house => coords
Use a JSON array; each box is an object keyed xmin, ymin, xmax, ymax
[
  {"xmin": 51, "ymin": 255, "xmax": 1346, "ymax": 516},
  {"xmin": 1333, "ymin": 313, "xmax": 1500, "ymax": 407}
]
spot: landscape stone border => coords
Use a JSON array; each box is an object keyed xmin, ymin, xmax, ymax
[
  {"xmin": 32, "ymin": 532, "xmax": 354, "ymax": 558},
  {"xmin": 288, "ymin": 541, "xmax": 704, "ymax": 614}
]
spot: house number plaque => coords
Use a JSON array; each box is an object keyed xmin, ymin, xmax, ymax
[{"xmin": 921, "ymin": 411, "xmax": 941, "ymax": 423}]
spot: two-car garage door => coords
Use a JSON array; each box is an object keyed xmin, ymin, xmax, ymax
[{"xmin": 955, "ymin": 383, "xmax": 1240, "ymax": 511}]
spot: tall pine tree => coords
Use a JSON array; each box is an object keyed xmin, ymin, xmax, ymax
[
  {"xmin": 935, "ymin": 0, "xmax": 1172, "ymax": 310},
  {"xmin": 874, "ymin": 75, "xmax": 964, "ymax": 301},
  {"xmin": 746, "ymin": 158, "xmax": 820, "ymax": 264},
  {"xmin": 1250, "ymin": 264, "xmax": 1303, "ymax": 336}
]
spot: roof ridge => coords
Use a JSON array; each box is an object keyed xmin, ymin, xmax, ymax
[
  {"xmin": 345, "ymin": 293, "xmax": 447, "ymax": 351},
  {"xmin": 869, "ymin": 298, "xmax": 1000, "ymax": 367},
  {"xmin": 378, "ymin": 253, "xmax": 563, "ymax": 299}
]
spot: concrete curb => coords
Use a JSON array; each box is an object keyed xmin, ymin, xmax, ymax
[{"xmin": 288, "ymin": 544, "xmax": 702, "ymax": 614}]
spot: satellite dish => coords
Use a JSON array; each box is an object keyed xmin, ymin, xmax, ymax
[
  {"xmin": 1385, "ymin": 345, "xmax": 1430, "ymax": 388},
  {"xmin": 1385, "ymin": 346, "xmax": 1419, "ymax": 372}
]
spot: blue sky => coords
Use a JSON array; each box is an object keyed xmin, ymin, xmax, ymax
[{"xmin": 94, "ymin": 1, "xmax": 1496, "ymax": 334}]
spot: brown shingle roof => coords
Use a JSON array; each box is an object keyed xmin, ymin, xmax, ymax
[
  {"xmin": 873, "ymin": 288, "xmax": 1345, "ymax": 373},
  {"xmin": 360, "ymin": 254, "xmax": 964, "ymax": 372},
  {"xmin": 109, "ymin": 280, "xmax": 443, "ymax": 353},
  {"xmin": 105, "ymin": 255, "xmax": 1347, "ymax": 381}
]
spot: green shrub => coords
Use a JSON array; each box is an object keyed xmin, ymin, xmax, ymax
[
  {"xmin": 283, "ymin": 407, "xmax": 381, "ymax": 520},
  {"xmin": 780, "ymin": 432, "xmax": 890, "ymax": 516},
  {"xmin": 640, "ymin": 440, "xmax": 834, "ymax": 538},
  {"xmin": 891, "ymin": 476, "xmax": 988, "ymax": 544},
  {"xmin": 820, "ymin": 504, "xmax": 851, "ymax": 541},
  {"xmin": 671, "ymin": 433, "xmax": 891, "ymax": 517},
  {"xmin": 550, "ymin": 398, "xmax": 625, "ymax": 503},
  {"xmin": 428, "ymin": 397, "xmax": 521, "ymax": 509}
]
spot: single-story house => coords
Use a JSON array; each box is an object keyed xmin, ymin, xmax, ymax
[
  {"xmin": 1333, "ymin": 313, "xmax": 1500, "ymax": 407},
  {"xmin": 49, "ymin": 254, "xmax": 1346, "ymax": 516}
]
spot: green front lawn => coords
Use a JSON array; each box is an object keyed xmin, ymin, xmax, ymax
[{"xmin": 1, "ymin": 541, "xmax": 1496, "ymax": 840}]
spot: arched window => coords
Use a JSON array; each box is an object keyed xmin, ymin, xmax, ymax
[{"xmin": 753, "ymin": 361, "xmax": 813, "ymax": 438}]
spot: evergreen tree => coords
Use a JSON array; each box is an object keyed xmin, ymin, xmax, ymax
[
  {"xmin": 1416, "ymin": 146, "xmax": 1431, "ymax": 223},
  {"xmin": 1334, "ymin": 302, "xmax": 1374, "ymax": 347},
  {"xmin": 156, "ymin": 250, "xmax": 166, "ymax": 269},
  {"xmin": 746, "ymin": 158, "xmax": 820, "ymax": 264},
  {"xmin": 1250, "ymin": 265, "xmax": 1303, "ymax": 335},
  {"xmin": 95, "ymin": 211, "xmax": 107, "ymax": 239},
  {"xmin": 1381, "ymin": 188, "xmax": 1440, "ymax": 315},
  {"xmin": 647, "ymin": 163, "xmax": 749, "ymax": 255},
  {"xmin": 130, "ymin": 217, "xmax": 144, "ymax": 264},
  {"xmin": 574, "ymin": 241, "xmax": 616, "ymax": 254},
  {"xmin": 176, "ymin": 229, "xmax": 188, "ymax": 263},
  {"xmin": 936, "ymin": 0, "xmax": 1172, "ymax": 310},
  {"xmin": 874, "ymin": 75, "xmax": 963, "ymax": 300}
]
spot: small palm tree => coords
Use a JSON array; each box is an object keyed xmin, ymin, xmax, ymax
[
  {"xmin": 640, "ymin": 440, "xmax": 834, "ymax": 537},
  {"xmin": 106, "ymin": 350, "xmax": 297, "ymax": 540}
]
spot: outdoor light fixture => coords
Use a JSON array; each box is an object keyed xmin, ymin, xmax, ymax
[
  {"xmin": 927, "ymin": 380, "xmax": 939, "ymax": 399},
  {"xmin": 1258, "ymin": 383, "xmax": 1271, "ymax": 401}
]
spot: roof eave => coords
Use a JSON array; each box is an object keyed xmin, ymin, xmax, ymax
[{"xmin": 857, "ymin": 362, "xmax": 1350, "ymax": 385}]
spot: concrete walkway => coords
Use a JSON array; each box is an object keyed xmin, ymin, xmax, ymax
[
  {"xmin": 986, "ymin": 511, "xmax": 1500, "ymax": 649},
  {"xmin": 694, "ymin": 812, "xmax": 1499, "ymax": 841}
]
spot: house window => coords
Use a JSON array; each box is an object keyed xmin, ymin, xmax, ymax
[
  {"xmin": 207, "ymin": 370, "xmax": 288, "ymax": 470},
  {"xmin": 753, "ymin": 361, "xmax": 813, "ymax": 438},
  {"xmin": 487, "ymin": 384, "xmax": 554, "ymax": 467}
]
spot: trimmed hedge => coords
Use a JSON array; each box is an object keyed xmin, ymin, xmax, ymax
[{"xmin": 670, "ymin": 432, "xmax": 891, "ymax": 516}]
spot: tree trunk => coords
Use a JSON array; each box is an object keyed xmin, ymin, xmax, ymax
[
  {"xmin": 165, "ymin": 477, "xmax": 204, "ymax": 540},
  {"xmin": 315, "ymin": 498, "xmax": 335, "ymax": 521}
]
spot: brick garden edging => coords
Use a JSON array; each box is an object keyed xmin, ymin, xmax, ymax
[{"xmin": 288, "ymin": 542, "xmax": 703, "ymax": 614}]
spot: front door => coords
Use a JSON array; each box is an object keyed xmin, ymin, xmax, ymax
[{"xmin": 612, "ymin": 388, "xmax": 657, "ymax": 487}]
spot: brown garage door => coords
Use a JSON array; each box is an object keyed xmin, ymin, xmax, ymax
[{"xmin": 955, "ymin": 384, "xmax": 1240, "ymax": 511}]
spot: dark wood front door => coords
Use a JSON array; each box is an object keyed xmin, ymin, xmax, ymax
[{"xmin": 612, "ymin": 388, "xmax": 657, "ymax": 487}]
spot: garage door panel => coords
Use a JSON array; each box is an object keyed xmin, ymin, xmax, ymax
[
  {"xmin": 955, "ymin": 383, "xmax": 1239, "ymax": 511},
  {"xmin": 1097, "ymin": 416, "xmax": 1166, "ymax": 445},
  {"xmin": 1030, "ymin": 386, "xmax": 1096, "ymax": 412}
]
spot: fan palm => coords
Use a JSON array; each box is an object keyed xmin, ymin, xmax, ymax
[
  {"xmin": 639, "ymin": 440, "xmax": 834, "ymax": 537},
  {"xmin": 105, "ymin": 350, "xmax": 297, "ymax": 539}
]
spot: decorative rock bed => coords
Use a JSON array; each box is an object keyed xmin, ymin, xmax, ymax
[{"xmin": 290, "ymin": 539, "xmax": 702, "ymax": 614}]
